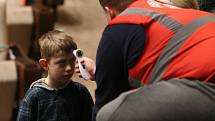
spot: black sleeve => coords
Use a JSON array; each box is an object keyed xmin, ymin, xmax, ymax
[
  {"xmin": 79, "ymin": 84, "xmax": 94, "ymax": 121},
  {"xmin": 93, "ymin": 24, "xmax": 146, "ymax": 121}
]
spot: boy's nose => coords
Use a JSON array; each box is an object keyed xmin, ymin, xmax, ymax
[{"xmin": 65, "ymin": 64, "xmax": 72, "ymax": 71}]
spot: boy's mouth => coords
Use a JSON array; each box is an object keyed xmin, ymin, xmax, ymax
[{"xmin": 64, "ymin": 74, "xmax": 72, "ymax": 78}]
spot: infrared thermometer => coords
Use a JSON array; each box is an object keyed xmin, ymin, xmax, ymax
[{"xmin": 73, "ymin": 49, "xmax": 91, "ymax": 80}]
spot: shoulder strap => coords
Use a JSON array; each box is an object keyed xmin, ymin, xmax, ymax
[{"xmin": 149, "ymin": 15, "xmax": 215, "ymax": 84}]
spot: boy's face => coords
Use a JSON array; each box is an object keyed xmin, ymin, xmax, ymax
[{"xmin": 46, "ymin": 52, "xmax": 76, "ymax": 86}]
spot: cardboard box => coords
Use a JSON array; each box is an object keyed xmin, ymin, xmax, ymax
[{"xmin": 0, "ymin": 61, "xmax": 17, "ymax": 121}]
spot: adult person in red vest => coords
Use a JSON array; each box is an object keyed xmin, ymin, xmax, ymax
[{"xmin": 76, "ymin": 0, "xmax": 215, "ymax": 121}]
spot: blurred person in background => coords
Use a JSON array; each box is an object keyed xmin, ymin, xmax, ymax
[{"xmin": 168, "ymin": 0, "xmax": 199, "ymax": 9}]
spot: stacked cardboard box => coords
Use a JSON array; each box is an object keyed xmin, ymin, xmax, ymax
[{"xmin": 0, "ymin": 61, "xmax": 17, "ymax": 121}]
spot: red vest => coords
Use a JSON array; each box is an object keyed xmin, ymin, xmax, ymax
[{"xmin": 109, "ymin": 0, "xmax": 215, "ymax": 84}]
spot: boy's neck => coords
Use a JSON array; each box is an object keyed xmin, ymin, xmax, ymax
[{"xmin": 45, "ymin": 76, "xmax": 70, "ymax": 89}]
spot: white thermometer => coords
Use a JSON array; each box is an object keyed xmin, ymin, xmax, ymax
[{"xmin": 73, "ymin": 49, "xmax": 91, "ymax": 80}]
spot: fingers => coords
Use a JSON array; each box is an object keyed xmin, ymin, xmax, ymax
[
  {"xmin": 74, "ymin": 56, "xmax": 96, "ymax": 80},
  {"xmin": 75, "ymin": 67, "xmax": 84, "ymax": 78}
]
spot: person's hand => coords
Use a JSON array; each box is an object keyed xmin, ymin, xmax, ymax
[{"xmin": 75, "ymin": 57, "xmax": 96, "ymax": 80}]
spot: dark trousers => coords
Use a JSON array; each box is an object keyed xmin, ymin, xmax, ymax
[{"xmin": 97, "ymin": 78, "xmax": 215, "ymax": 121}]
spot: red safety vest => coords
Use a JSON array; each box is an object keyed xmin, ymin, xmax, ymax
[{"xmin": 109, "ymin": 0, "xmax": 215, "ymax": 84}]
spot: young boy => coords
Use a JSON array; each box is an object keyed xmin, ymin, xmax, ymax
[{"xmin": 16, "ymin": 30, "xmax": 94, "ymax": 121}]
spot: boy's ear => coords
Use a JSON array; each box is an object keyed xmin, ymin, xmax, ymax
[{"xmin": 39, "ymin": 59, "xmax": 48, "ymax": 71}]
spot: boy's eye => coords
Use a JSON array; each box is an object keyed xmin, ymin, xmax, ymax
[
  {"xmin": 56, "ymin": 59, "xmax": 75, "ymax": 66},
  {"xmin": 56, "ymin": 60, "xmax": 67, "ymax": 65}
]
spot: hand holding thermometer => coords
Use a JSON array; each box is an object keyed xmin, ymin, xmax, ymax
[{"xmin": 73, "ymin": 49, "xmax": 91, "ymax": 80}]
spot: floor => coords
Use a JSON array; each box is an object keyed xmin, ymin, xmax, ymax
[{"xmin": 55, "ymin": 0, "xmax": 108, "ymax": 100}]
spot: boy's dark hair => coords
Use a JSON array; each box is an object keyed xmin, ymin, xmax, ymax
[
  {"xmin": 99, "ymin": 0, "xmax": 137, "ymax": 12},
  {"xmin": 39, "ymin": 30, "xmax": 77, "ymax": 61}
]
